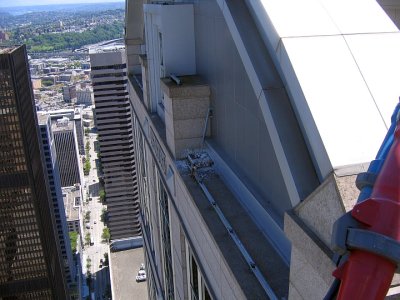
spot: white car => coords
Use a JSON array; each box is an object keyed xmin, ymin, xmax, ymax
[{"xmin": 135, "ymin": 270, "xmax": 146, "ymax": 282}]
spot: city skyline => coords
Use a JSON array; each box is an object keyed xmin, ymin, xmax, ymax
[{"xmin": 0, "ymin": 0, "xmax": 123, "ymax": 8}]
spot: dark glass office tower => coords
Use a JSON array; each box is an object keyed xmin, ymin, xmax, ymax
[{"xmin": 0, "ymin": 45, "xmax": 68, "ymax": 299}]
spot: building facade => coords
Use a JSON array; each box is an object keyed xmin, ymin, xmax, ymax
[
  {"xmin": 62, "ymin": 186, "xmax": 82, "ymax": 234},
  {"xmin": 76, "ymin": 88, "xmax": 93, "ymax": 106},
  {"xmin": 0, "ymin": 45, "xmax": 68, "ymax": 299},
  {"xmin": 89, "ymin": 49, "xmax": 141, "ymax": 240},
  {"xmin": 62, "ymin": 84, "xmax": 76, "ymax": 103},
  {"xmin": 125, "ymin": 1, "xmax": 400, "ymax": 299},
  {"xmin": 43, "ymin": 109, "xmax": 85, "ymax": 158},
  {"xmin": 52, "ymin": 117, "xmax": 82, "ymax": 187},
  {"xmin": 73, "ymin": 107, "xmax": 85, "ymax": 156},
  {"xmin": 38, "ymin": 114, "xmax": 76, "ymax": 291}
]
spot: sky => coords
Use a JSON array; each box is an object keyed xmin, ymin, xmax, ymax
[{"xmin": 0, "ymin": 0, "xmax": 124, "ymax": 8}]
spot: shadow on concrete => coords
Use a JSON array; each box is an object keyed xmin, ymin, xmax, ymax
[
  {"xmin": 89, "ymin": 182, "xmax": 99, "ymax": 197},
  {"xmin": 89, "ymin": 266, "xmax": 111, "ymax": 300}
]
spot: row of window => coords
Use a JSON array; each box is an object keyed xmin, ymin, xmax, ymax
[
  {"xmin": 91, "ymin": 63, "xmax": 126, "ymax": 70},
  {"xmin": 92, "ymin": 72, "xmax": 127, "ymax": 79},
  {"xmin": 92, "ymin": 79, "xmax": 127, "ymax": 87},
  {"xmin": 92, "ymin": 86, "xmax": 126, "ymax": 92},
  {"xmin": 132, "ymin": 115, "xmax": 214, "ymax": 300}
]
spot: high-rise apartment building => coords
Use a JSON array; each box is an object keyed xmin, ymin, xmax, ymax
[
  {"xmin": 38, "ymin": 114, "xmax": 76, "ymax": 291},
  {"xmin": 90, "ymin": 49, "xmax": 140, "ymax": 240},
  {"xmin": 0, "ymin": 45, "xmax": 68, "ymax": 299},
  {"xmin": 124, "ymin": 1, "xmax": 400, "ymax": 299},
  {"xmin": 52, "ymin": 117, "xmax": 82, "ymax": 187}
]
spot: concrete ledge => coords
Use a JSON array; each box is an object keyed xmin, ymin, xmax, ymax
[
  {"xmin": 163, "ymin": 75, "xmax": 211, "ymax": 159},
  {"xmin": 125, "ymin": 38, "xmax": 144, "ymax": 46},
  {"xmin": 139, "ymin": 54, "xmax": 148, "ymax": 68},
  {"xmin": 285, "ymin": 211, "xmax": 335, "ymax": 281},
  {"xmin": 165, "ymin": 116, "xmax": 209, "ymax": 140},
  {"xmin": 160, "ymin": 76, "xmax": 210, "ymax": 99},
  {"xmin": 164, "ymin": 97, "xmax": 210, "ymax": 120},
  {"xmin": 294, "ymin": 174, "xmax": 345, "ymax": 246},
  {"xmin": 334, "ymin": 173, "xmax": 358, "ymax": 212},
  {"xmin": 285, "ymin": 211, "xmax": 335, "ymax": 299}
]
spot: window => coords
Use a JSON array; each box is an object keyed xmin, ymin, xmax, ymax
[
  {"xmin": 191, "ymin": 256, "xmax": 199, "ymax": 299},
  {"xmin": 186, "ymin": 242, "xmax": 213, "ymax": 300},
  {"xmin": 157, "ymin": 179, "xmax": 174, "ymax": 299}
]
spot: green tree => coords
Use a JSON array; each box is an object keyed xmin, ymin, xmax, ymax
[
  {"xmin": 101, "ymin": 227, "xmax": 110, "ymax": 243},
  {"xmin": 85, "ymin": 232, "xmax": 91, "ymax": 246},
  {"xmin": 100, "ymin": 207, "xmax": 107, "ymax": 223},
  {"xmin": 69, "ymin": 231, "xmax": 78, "ymax": 253},
  {"xmin": 83, "ymin": 159, "xmax": 91, "ymax": 175},
  {"xmin": 84, "ymin": 211, "xmax": 91, "ymax": 223},
  {"xmin": 85, "ymin": 141, "xmax": 90, "ymax": 152},
  {"xmin": 86, "ymin": 257, "xmax": 91, "ymax": 270},
  {"xmin": 99, "ymin": 189, "xmax": 106, "ymax": 203},
  {"xmin": 41, "ymin": 79, "xmax": 53, "ymax": 86}
]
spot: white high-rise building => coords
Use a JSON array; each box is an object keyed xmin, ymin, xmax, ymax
[{"xmin": 90, "ymin": 48, "xmax": 141, "ymax": 240}]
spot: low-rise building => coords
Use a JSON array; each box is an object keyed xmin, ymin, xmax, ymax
[
  {"xmin": 31, "ymin": 77, "xmax": 42, "ymax": 89},
  {"xmin": 62, "ymin": 185, "xmax": 82, "ymax": 234},
  {"xmin": 60, "ymin": 73, "xmax": 73, "ymax": 82},
  {"xmin": 42, "ymin": 75, "xmax": 57, "ymax": 85}
]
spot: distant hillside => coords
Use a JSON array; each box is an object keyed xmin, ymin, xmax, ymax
[
  {"xmin": 27, "ymin": 21, "xmax": 124, "ymax": 52},
  {"xmin": 0, "ymin": 2, "xmax": 124, "ymax": 16},
  {"xmin": 0, "ymin": 2, "xmax": 125, "ymax": 53}
]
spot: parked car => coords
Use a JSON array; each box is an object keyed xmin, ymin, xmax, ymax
[{"xmin": 136, "ymin": 270, "xmax": 146, "ymax": 282}]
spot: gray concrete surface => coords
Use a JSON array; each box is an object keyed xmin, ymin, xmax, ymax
[{"xmin": 110, "ymin": 248, "xmax": 148, "ymax": 300}]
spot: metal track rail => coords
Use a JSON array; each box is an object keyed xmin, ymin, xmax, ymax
[{"xmin": 193, "ymin": 171, "xmax": 278, "ymax": 300}]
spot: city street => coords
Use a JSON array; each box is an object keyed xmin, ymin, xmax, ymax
[{"xmin": 82, "ymin": 131, "xmax": 110, "ymax": 300}]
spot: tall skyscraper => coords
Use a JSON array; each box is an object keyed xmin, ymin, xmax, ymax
[
  {"xmin": 38, "ymin": 114, "xmax": 76, "ymax": 292},
  {"xmin": 0, "ymin": 45, "xmax": 68, "ymax": 299},
  {"xmin": 123, "ymin": 1, "xmax": 400, "ymax": 299},
  {"xmin": 90, "ymin": 48, "xmax": 141, "ymax": 240}
]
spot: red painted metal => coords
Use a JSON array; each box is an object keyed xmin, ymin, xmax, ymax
[{"xmin": 334, "ymin": 124, "xmax": 400, "ymax": 299}]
